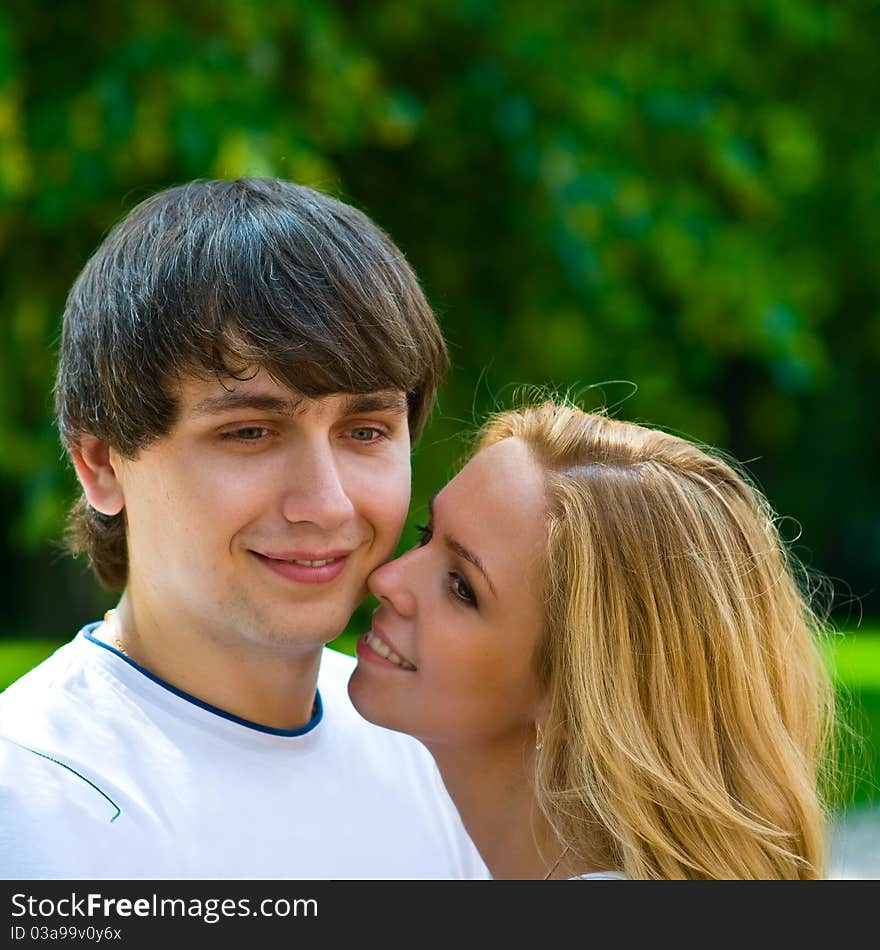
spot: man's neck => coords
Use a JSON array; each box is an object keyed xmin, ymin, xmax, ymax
[{"xmin": 103, "ymin": 597, "xmax": 323, "ymax": 731}]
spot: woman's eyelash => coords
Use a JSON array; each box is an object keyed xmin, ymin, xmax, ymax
[
  {"xmin": 414, "ymin": 523, "xmax": 478, "ymax": 608},
  {"xmin": 448, "ymin": 572, "xmax": 477, "ymax": 608},
  {"xmin": 414, "ymin": 523, "xmax": 432, "ymax": 546}
]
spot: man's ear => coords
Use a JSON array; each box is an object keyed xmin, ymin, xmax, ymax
[{"xmin": 70, "ymin": 434, "xmax": 125, "ymax": 516}]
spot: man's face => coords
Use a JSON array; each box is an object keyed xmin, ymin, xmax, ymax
[{"xmin": 111, "ymin": 371, "xmax": 412, "ymax": 654}]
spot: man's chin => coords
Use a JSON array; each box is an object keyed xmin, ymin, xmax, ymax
[{"xmin": 263, "ymin": 611, "xmax": 360, "ymax": 650}]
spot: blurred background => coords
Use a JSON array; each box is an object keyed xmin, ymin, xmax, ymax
[{"xmin": 0, "ymin": 0, "xmax": 877, "ymax": 875}]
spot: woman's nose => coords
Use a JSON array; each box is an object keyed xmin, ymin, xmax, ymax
[{"xmin": 367, "ymin": 552, "xmax": 417, "ymax": 618}]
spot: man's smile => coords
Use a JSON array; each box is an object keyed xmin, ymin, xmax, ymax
[{"xmin": 251, "ymin": 549, "xmax": 354, "ymax": 584}]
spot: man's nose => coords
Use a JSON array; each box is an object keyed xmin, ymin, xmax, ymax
[{"xmin": 280, "ymin": 439, "xmax": 357, "ymax": 530}]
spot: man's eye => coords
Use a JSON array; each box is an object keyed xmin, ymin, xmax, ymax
[
  {"xmin": 414, "ymin": 524, "xmax": 432, "ymax": 547},
  {"xmin": 350, "ymin": 427, "xmax": 384, "ymax": 443},
  {"xmin": 222, "ymin": 427, "xmax": 270, "ymax": 442}
]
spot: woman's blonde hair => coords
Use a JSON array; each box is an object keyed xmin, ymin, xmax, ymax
[{"xmin": 475, "ymin": 399, "xmax": 837, "ymax": 879}]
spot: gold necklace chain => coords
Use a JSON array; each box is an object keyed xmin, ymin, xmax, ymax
[
  {"xmin": 543, "ymin": 845, "xmax": 570, "ymax": 881},
  {"xmin": 102, "ymin": 608, "xmax": 128, "ymax": 657}
]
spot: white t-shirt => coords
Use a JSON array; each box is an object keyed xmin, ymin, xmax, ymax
[{"xmin": 0, "ymin": 623, "xmax": 489, "ymax": 880}]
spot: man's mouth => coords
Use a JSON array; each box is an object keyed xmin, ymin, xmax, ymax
[
  {"xmin": 251, "ymin": 549, "xmax": 353, "ymax": 585},
  {"xmin": 362, "ymin": 630, "xmax": 417, "ymax": 671},
  {"xmin": 269, "ymin": 556, "xmax": 344, "ymax": 567},
  {"xmin": 256, "ymin": 549, "xmax": 353, "ymax": 564}
]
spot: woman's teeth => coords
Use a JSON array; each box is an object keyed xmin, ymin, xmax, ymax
[{"xmin": 364, "ymin": 631, "xmax": 416, "ymax": 671}]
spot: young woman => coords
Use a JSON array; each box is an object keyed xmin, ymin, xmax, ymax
[{"xmin": 348, "ymin": 400, "xmax": 838, "ymax": 880}]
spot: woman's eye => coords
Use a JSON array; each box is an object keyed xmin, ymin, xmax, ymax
[
  {"xmin": 448, "ymin": 572, "xmax": 477, "ymax": 608},
  {"xmin": 350, "ymin": 427, "xmax": 384, "ymax": 443},
  {"xmin": 414, "ymin": 523, "xmax": 432, "ymax": 547}
]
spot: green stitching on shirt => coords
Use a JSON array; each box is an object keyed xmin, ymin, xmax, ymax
[{"xmin": 5, "ymin": 739, "xmax": 121, "ymax": 822}]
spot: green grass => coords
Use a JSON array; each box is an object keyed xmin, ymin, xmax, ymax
[{"xmin": 3, "ymin": 626, "xmax": 879, "ymax": 807}]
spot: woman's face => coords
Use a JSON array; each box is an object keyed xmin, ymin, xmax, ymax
[{"xmin": 348, "ymin": 437, "xmax": 549, "ymax": 747}]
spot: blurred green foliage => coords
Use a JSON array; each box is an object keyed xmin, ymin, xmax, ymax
[{"xmin": 0, "ymin": 0, "xmax": 877, "ymax": 634}]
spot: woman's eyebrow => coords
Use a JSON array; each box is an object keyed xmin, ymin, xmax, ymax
[{"xmin": 428, "ymin": 493, "xmax": 497, "ymax": 598}]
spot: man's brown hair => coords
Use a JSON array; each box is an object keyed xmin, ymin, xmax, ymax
[{"xmin": 56, "ymin": 178, "xmax": 449, "ymax": 588}]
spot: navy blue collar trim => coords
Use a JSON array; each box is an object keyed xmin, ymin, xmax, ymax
[{"xmin": 82, "ymin": 622, "xmax": 323, "ymax": 737}]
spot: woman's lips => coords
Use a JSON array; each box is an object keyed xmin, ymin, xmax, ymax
[
  {"xmin": 356, "ymin": 627, "xmax": 417, "ymax": 671},
  {"xmin": 252, "ymin": 550, "xmax": 351, "ymax": 585}
]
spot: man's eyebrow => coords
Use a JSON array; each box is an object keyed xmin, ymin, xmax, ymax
[
  {"xmin": 188, "ymin": 390, "xmax": 408, "ymax": 419},
  {"xmin": 428, "ymin": 493, "xmax": 496, "ymax": 598},
  {"xmin": 188, "ymin": 392, "xmax": 303, "ymax": 417},
  {"xmin": 340, "ymin": 392, "xmax": 408, "ymax": 417}
]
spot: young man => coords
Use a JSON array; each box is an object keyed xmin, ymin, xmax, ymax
[{"xmin": 0, "ymin": 178, "xmax": 488, "ymax": 879}]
